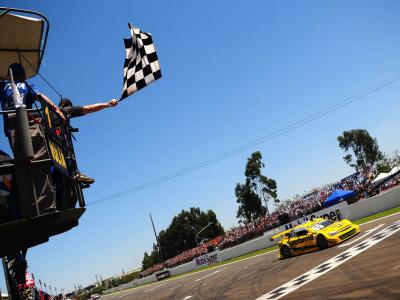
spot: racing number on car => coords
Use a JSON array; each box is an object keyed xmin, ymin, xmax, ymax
[{"xmin": 312, "ymin": 224, "xmax": 325, "ymax": 231}]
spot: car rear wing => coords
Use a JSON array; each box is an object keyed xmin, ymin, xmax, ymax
[{"xmin": 270, "ymin": 229, "xmax": 291, "ymax": 241}]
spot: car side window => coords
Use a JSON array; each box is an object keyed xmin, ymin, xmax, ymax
[{"xmin": 296, "ymin": 230, "xmax": 308, "ymax": 237}]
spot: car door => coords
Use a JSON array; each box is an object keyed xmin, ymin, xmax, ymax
[{"xmin": 296, "ymin": 229, "xmax": 313, "ymax": 250}]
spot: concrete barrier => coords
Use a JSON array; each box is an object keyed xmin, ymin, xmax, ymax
[
  {"xmin": 169, "ymin": 260, "xmax": 196, "ymax": 276},
  {"xmin": 220, "ymin": 234, "xmax": 274, "ymax": 261},
  {"xmin": 341, "ymin": 187, "xmax": 400, "ymax": 221},
  {"xmin": 135, "ymin": 274, "xmax": 157, "ymax": 286}
]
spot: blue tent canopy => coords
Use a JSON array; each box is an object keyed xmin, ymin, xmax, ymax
[{"xmin": 323, "ymin": 189, "xmax": 356, "ymax": 208}]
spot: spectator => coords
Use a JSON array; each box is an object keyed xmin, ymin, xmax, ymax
[
  {"xmin": 0, "ymin": 63, "xmax": 65, "ymax": 214},
  {"xmin": 58, "ymin": 98, "xmax": 118, "ymax": 184}
]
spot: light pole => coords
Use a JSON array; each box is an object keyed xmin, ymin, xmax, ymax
[
  {"xmin": 195, "ymin": 222, "xmax": 214, "ymax": 246},
  {"xmin": 149, "ymin": 212, "xmax": 165, "ymax": 263}
]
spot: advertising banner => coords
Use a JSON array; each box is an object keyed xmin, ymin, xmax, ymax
[
  {"xmin": 282, "ymin": 202, "xmax": 348, "ymax": 230},
  {"xmin": 194, "ymin": 251, "xmax": 220, "ymax": 268}
]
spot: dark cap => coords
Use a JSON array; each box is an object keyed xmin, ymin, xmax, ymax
[
  {"xmin": 59, "ymin": 98, "xmax": 73, "ymax": 108},
  {"xmin": 8, "ymin": 63, "xmax": 26, "ymax": 82}
]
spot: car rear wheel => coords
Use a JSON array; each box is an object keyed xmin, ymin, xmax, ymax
[
  {"xmin": 280, "ymin": 245, "xmax": 292, "ymax": 258},
  {"xmin": 317, "ymin": 235, "xmax": 328, "ymax": 250}
]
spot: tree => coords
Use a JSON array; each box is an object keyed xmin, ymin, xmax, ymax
[
  {"xmin": 235, "ymin": 151, "xmax": 278, "ymax": 223},
  {"xmin": 376, "ymin": 150, "xmax": 400, "ymax": 173},
  {"xmin": 142, "ymin": 207, "xmax": 224, "ymax": 269},
  {"xmin": 337, "ymin": 129, "xmax": 383, "ymax": 172},
  {"xmin": 141, "ymin": 245, "xmax": 161, "ymax": 270}
]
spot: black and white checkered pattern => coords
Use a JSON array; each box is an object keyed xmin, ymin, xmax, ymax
[
  {"xmin": 121, "ymin": 23, "xmax": 161, "ymax": 100},
  {"xmin": 256, "ymin": 221, "xmax": 400, "ymax": 300}
]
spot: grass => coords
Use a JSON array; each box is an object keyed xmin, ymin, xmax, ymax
[
  {"xmin": 353, "ymin": 206, "xmax": 400, "ymax": 225},
  {"xmin": 109, "ymin": 205, "xmax": 400, "ymax": 294}
]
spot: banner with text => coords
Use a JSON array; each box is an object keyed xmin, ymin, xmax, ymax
[
  {"xmin": 282, "ymin": 202, "xmax": 348, "ymax": 230},
  {"xmin": 194, "ymin": 251, "xmax": 221, "ymax": 268}
]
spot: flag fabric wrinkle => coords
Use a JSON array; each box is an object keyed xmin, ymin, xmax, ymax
[{"xmin": 120, "ymin": 23, "xmax": 161, "ymax": 100}]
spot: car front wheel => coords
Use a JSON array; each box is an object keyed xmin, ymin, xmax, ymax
[{"xmin": 317, "ymin": 235, "xmax": 328, "ymax": 250}]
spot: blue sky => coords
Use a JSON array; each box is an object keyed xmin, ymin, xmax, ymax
[{"xmin": 1, "ymin": 0, "xmax": 400, "ymax": 294}]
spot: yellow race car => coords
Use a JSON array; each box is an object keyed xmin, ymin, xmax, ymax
[{"xmin": 270, "ymin": 217, "xmax": 360, "ymax": 259}]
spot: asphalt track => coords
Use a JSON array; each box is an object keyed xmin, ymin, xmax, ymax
[{"xmin": 102, "ymin": 213, "xmax": 400, "ymax": 300}]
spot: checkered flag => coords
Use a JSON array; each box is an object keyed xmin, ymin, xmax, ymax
[{"xmin": 120, "ymin": 23, "xmax": 162, "ymax": 100}]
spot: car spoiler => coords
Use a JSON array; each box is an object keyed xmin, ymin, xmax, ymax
[{"xmin": 270, "ymin": 229, "xmax": 291, "ymax": 241}]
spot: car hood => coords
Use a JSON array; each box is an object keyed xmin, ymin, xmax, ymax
[{"xmin": 319, "ymin": 220, "xmax": 352, "ymax": 233}]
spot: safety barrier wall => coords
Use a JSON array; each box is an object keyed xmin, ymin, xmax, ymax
[
  {"xmin": 134, "ymin": 274, "xmax": 157, "ymax": 287},
  {"xmin": 169, "ymin": 260, "xmax": 196, "ymax": 276},
  {"xmin": 340, "ymin": 186, "xmax": 400, "ymax": 220},
  {"xmin": 132, "ymin": 187, "xmax": 400, "ymax": 287},
  {"xmin": 219, "ymin": 234, "xmax": 274, "ymax": 261}
]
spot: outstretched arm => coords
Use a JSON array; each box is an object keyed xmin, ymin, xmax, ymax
[
  {"xmin": 81, "ymin": 99, "xmax": 118, "ymax": 115},
  {"xmin": 36, "ymin": 93, "xmax": 67, "ymax": 124}
]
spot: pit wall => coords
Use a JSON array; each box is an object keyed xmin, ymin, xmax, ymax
[
  {"xmin": 340, "ymin": 186, "xmax": 400, "ymax": 220},
  {"xmin": 132, "ymin": 186, "xmax": 400, "ymax": 288},
  {"xmin": 169, "ymin": 260, "xmax": 196, "ymax": 276}
]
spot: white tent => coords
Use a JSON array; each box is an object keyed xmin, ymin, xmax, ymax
[{"xmin": 371, "ymin": 166, "xmax": 400, "ymax": 186}]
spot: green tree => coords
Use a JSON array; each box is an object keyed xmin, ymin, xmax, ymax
[
  {"xmin": 141, "ymin": 249, "xmax": 160, "ymax": 270},
  {"xmin": 337, "ymin": 129, "xmax": 383, "ymax": 172},
  {"xmin": 376, "ymin": 150, "xmax": 400, "ymax": 173},
  {"xmin": 235, "ymin": 151, "xmax": 278, "ymax": 223},
  {"xmin": 142, "ymin": 207, "xmax": 224, "ymax": 269}
]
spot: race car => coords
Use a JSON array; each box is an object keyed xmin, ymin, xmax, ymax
[{"xmin": 270, "ymin": 217, "xmax": 360, "ymax": 259}]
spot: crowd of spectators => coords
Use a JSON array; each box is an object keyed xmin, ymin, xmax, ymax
[
  {"xmin": 375, "ymin": 172, "xmax": 400, "ymax": 193},
  {"xmin": 141, "ymin": 168, "xmax": 399, "ymax": 277},
  {"xmin": 219, "ymin": 171, "xmax": 371, "ymax": 249}
]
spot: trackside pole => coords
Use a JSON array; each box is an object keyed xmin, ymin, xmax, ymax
[
  {"xmin": 149, "ymin": 213, "xmax": 165, "ymax": 263},
  {"xmin": 9, "ymin": 67, "xmax": 40, "ymax": 217},
  {"xmin": 9, "ymin": 68, "xmax": 34, "ymax": 160}
]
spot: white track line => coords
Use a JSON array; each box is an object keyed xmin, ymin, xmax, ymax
[
  {"xmin": 144, "ymin": 283, "xmax": 166, "ymax": 293},
  {"xmin": 256, "ymin": 220, "xmax": 400, "ymax": 300},
  {"xmin": 338, "ymin": 224, "xmax": 384, "ymax": 248},
  {"xmin": 194, "ymin": 267, "xmax": 225, "ymax": 282}
]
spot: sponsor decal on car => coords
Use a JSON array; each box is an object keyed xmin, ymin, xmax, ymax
[{"xmin": 288, "ymin": 235, "xmax": 313, "ymax": 247}]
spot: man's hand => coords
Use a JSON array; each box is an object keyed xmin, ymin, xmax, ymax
[{"xmin": 107, "ymin": 99, "xmax": 118, "ymax": 107}]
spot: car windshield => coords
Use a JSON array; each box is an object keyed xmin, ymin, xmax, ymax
[
  {"xmin": 317, "ymin": 220, "xmax": 333, "ymax": 227},
  {"xmin": 310, "ymin": 219, "xmax": 333, "ymax": 230}
]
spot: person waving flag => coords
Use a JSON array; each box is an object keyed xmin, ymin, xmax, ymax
[{"xmin": 120, "ymin": 23, "xmax": 162, "ymax": 100}]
